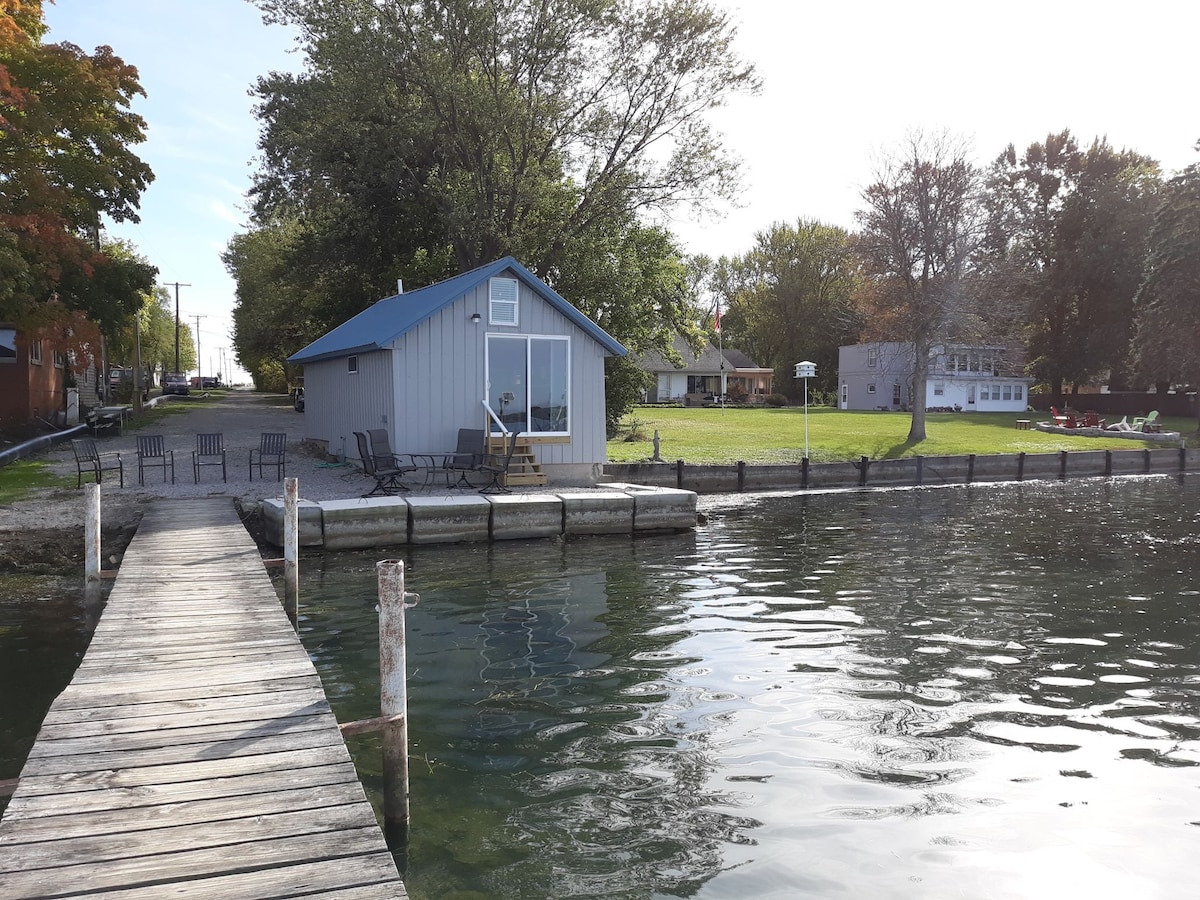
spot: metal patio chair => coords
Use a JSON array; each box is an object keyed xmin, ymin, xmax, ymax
[
  {"xmin": 193, "ymin": 433, "xmax": 227, "ymax": 483},
  {"xmin": 366, "ymin": 429, "xmax": 419, "ymax": 485},
  {"xmin": 135, "ymin": 435, "xmax": 175, "ymax": 485},
  {"xmin": 70, "ymin": 438, "xmax": 123, "ymax": 488},
  {"xmin": 354, "ymin": 431, "xmax": 408, "ymax": 496},
  {"xmin": 249, "ymin": 432, "xmax": 286, "ymax": 481},
  {"xmin": 478, "ymin": 431, "xmax": 521, "ymax": 495},
  {"xmin": 444, "ymin": 427, "xmax": 485, "ymax": 489}
]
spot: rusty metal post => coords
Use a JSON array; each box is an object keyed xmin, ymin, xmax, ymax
[
  {"xmin": 966, "ymin": 454, "xmax": 975, "ymax": 484},
  {"xmin": 378, "ymin": 558, "xmax": 411, "ymax": 844},
  {"xmin": 85, "ymin": 483, "xmax": 100, "ymax": 582},
  {"xmin": 1017, "ymin": 452, "xmax": 1026, "ymax": 481},
  {"xmin": 801, "ymin": 456, "xmax": 810, "ymax": 489},
  {"xmin": 737, "ymin": 460, "xmax": 746, "ymax": 492},
  {"xmin": 283, "ymin": 477, "xmax": 299, "ymax": 622}
]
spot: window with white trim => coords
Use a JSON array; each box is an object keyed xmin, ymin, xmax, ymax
[
  {"xmin": 30, "ymin": 339, "xmax": 42, "ymax": 364},
  {"xmin": 867, "ymin": 346, "xmax": 877, "ymax": 367},
  {"xmin": 489, "ymin": 277, "xmax": 519, "ymax": 326},
  {"xmin": 53, "ymin": 350, "xmax": 66, "ymax": 368},
  {"xmin": 1014, "ymin": 384, "xmax": 1024, "ymax": 401},
  {"xmin": 1002, "ymin": 384, "xmax": 1012, "ymax": 401},
  {"xmin": 347, "ymin": 355, "xmax": 358, "ymax": 374},
  {"xmin": 933, "ymin": 383, "xmax": 944, "ymax": 396},
  {"xmin": 867, "ymin": 383, "xmax": 876, "ymax": 394},
  {"xmin": 487, "ymin": 334, "xmax": 569, "ymax": 435}
]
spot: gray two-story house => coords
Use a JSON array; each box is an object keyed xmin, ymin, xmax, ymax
[{"xmin": 838, "ymin": 342, "xmax": 1033, "ymax": 412}]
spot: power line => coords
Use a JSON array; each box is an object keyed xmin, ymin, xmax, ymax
[{"xmin": 162, "ymin": 282, "xmax": 191, "ymax": 373}]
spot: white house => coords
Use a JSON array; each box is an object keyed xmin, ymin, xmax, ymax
[
  {"xmin": 635, "ymin": 336, "xmax": 775, "ymax": 404},
  {"xmin": 288, "ymin": 257, "xmax": 627, "ymax": 484},
  {"xmin": 838, "ymin": 342, "xmax": 1034, "ymax": 413}
]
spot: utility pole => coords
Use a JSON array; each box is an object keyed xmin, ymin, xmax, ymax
[
  {"xmin": 162, "ymin": 282, "xmax": 191, "ymax": 373},
  {"xmin": 192, "ymin": 314, "xmax": 208, "ymax": 386}
]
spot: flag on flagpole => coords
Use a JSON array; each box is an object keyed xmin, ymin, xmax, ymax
[{"xmin": 713, "ymin": 306, "xmax": 722, "ymax": 333}]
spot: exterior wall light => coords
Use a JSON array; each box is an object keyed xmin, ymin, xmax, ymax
[{"xmin": 471, "ymin": 312, "xmax": 481, "ymax": 324}]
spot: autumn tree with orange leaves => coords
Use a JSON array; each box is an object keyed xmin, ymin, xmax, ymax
[{"xmin": 0, "ymin": 0, "xmax": 156, "ymax": 360}]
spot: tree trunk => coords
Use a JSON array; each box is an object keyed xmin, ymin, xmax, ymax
[{"xmin": 907, "ymin": 340, "xmax": 928, "ymax": 443}]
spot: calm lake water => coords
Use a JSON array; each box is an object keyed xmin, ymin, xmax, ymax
[
  {"xmin": 2, "ymin": 476, "xmax": 1197, "ymax": 898},
  {"xmin": 299, "ymin": 475, "xmax": 1200, "ymax": 899}
]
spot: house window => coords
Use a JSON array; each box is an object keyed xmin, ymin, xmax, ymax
[
  {"xmin": 30, "ymin": 339, "xmax": 42, "ymax": 365},
  {"xmin": 840, "ymin": 383, "xmax": 848, "ymax": 405},
  {"xmin": 867, "ymin": 346, "xmax": 877, "ymax": 367},
  {"xmin": 980, "ymin": 385, "xmax": 990, "ymax": 401},
  {"xmin": 347, "ymin": 355, "xmax": 358, "ymax": 374},
  {"xmin": 53, "ymin": 350, "xmax": 66, "ymax": 368},
  {"xmin": 1014, "ymin": 385, "xmax": 1024, "ymax": 401},
  {"xmin": 487, "ymin": 334, "xmax": 569, "ymax": 435},
  {"xmin": 489, "ymin": 277, "xmax": 519, "ymax": 326},
  {"xmin": 1002, "ymin": 384, "xmax": 1012, "ymax": 401},
  {"xmin": 933, "ymin": 383, "xmax": 944, "ymax": 396},
  {"xmin": 0, "ymin": 328, "xmax": 16, "ymax": 363},
  {"xmin": 867, "ymin": 383, "xmax": 876, "ymax": 394}
]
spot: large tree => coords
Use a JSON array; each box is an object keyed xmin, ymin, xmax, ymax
[
  {"xmin": 1131, "ymin": 151, "xmax": 1200, "ymax": 418},
  {"xmin": 711, "ymin": 219, "xmax": 862, "ymax": 402},
  {"xmin": 237, "ymin": 0, "xmax": 759, "ymax": 407},
  {"xmin": 0, "ymin": 0, "xmax": 155, "ymax": 336},
  {"xmin": 854, "ymin": 132, "xmax": 984, "ymax": 442},
  {"xmin": 983, "ymin": 131, "xmax": 1160, "ymax": 399}
]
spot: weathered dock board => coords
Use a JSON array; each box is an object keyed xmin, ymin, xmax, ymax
[{"xmin": 0, "ymin": 499, "xmax": 406, "ymax": 899}]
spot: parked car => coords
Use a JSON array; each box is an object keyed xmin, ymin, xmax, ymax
[
  {"xmin": 163, "ymin": 373, "xmax": 190, "ymax": 396},
  {"xmin": 293, "ymin": 386, "xmax": 305, "ymax": 412}
]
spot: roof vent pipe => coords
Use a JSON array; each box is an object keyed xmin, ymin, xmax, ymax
[{"xmin": 396, "ymin": 279, "xmax": 403, "ymax": 295}]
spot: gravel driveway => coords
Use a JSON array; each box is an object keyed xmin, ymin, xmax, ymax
[{"xmin": 3, "ymin": 390, "xmax": 388, "ymax": 531}]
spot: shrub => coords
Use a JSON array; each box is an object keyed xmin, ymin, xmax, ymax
[{"xmin": 765, "ymin": 393, "xmax": 789, "ymax": 407}]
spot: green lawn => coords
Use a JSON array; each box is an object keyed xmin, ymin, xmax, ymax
[
  {"xmin": 0, "ymin": 458, "xmax": 76, "ymax": 503},
  {"xmin": 607, "ymin": 407, "xmax": 1197, "ymax": 465}
]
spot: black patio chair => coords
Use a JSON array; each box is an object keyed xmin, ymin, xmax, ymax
[
  {"xmin": 135, "ymin": 434, "xmax": 175, "ymax": 485},
  {"xmin": 193, "ymin": 432, "xmax": 227, "ymax": 483},
  {"xmin": 354, "ymin": 431, "xmax": 408, "ymax": 496},
  {"xmin": 478, "ymin": 431, "xmax": 521, "ymax": 495},
  {"xmin": 70, "ymin": 438, "xmax": 123, "ymax": 488},
  {"xmin": 249, "ymin": 432, "xmax": 286, "ymax": 481},
  {"xmin": 445, "ymin": 427, "xmax": 485, "ymax": 489},
  {"xmin": 366, "ymin": 429, "xmax": 419, "ymax": 483}
]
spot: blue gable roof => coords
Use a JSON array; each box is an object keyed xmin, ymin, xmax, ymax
[{"xmin": 288, "ymin": 257, "xmax": 626, "ymax": 365}]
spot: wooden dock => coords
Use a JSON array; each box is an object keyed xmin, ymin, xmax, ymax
[{"xmin": 0, "ymin": 499, "xmax": 407, "ymax": 898}]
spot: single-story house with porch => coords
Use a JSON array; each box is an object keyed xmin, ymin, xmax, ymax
[
  {"xmin": 636, "ymin": 336, "xmax": 775, "ymax": 404},
  {"xmin": 838, "ymin": 341, "xmax": 1034, "ymax": 412},
  {"xmin": 288, "ymin": 257, "xmax": 627, "ymax": 485}
]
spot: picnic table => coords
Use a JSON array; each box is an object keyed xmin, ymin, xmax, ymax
[{"xmin": 86, "ymin": 405, "xmax": 131, "ymax": 436}]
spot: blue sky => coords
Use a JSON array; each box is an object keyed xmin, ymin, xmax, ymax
[{"xmin": 42, "ymin": 0, "xmax": 1200, "ymax": 377}]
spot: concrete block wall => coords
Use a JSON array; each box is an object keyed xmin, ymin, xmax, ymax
[{"xmin": 604, "ymin": 446, "xmax": 1198, "ymax": 493}]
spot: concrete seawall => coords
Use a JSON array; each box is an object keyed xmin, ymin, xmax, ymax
[
  {"xmin": 261, "ymin": 483, "xmax": 698, "ymax": 549},
  {"xmin": 604, "ymin": 446, "xmax": 1197, "ymax": 493}
]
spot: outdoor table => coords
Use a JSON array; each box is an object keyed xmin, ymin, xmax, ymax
[
  {"xmin": 405, "ymin": 452, "xmax": 455, "ymax": 489},
  {"xmin": 88, "ymin": 406, "xmax": 131, "ymax": 436}
]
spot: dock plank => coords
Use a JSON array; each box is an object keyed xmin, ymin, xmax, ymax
[{"xmin": 0, "ymin": 498, "xmax": 405, "ymax": 898}]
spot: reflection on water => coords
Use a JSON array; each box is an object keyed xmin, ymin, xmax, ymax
[
  {"xmin": 300, "ymin": 475, "xmax": 1200, "ymax": 899},
  {"xmin": 0, "ymin": 576, "xmax": 98, "ymax": 817}
]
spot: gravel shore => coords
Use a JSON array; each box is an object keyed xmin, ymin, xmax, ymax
[{"xmin": 0, "ymin": 390, "xmax": 416, "ymax": 534}]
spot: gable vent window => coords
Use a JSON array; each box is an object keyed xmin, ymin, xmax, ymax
[
  {"xmin": 347, "ymin": 355, "xmax": 359, "ymax": 374},
  {"xmin": 489, "ymin": 277, "xmax": 519, "ymax": 326}
]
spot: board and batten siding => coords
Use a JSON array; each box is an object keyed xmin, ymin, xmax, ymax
[
  {"xmin": 386, "ymin": 276, "xmax": 609, "ymax": 466},
  {"xmin": 302, "ymin": 348, "xmax": 395, "ymax": 461}
]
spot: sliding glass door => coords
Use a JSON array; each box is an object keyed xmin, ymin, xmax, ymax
[{"xmin": 486, "ymin": 335, "xmax": 569, "ymax": 436}]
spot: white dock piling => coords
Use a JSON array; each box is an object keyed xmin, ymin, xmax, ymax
[
  {"xmin": 283, "ymin": 477, "xmax": 299, "ymax": 621},
  {"xmin": 377, "ymin": 558, "xmax": 411, "ymax": 842},
  {"xmin": 85, "ymin": 483, "xmax": 100, "ymax": 582}
]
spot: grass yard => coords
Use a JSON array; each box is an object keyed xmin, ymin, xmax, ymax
[
  {"xmin": 0, "ymin": 458, "xmax": 76, "ymax": 503},
  {"xmin": 607, "ymin": 407, "xmax": 1197, "ymax": 465}
]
